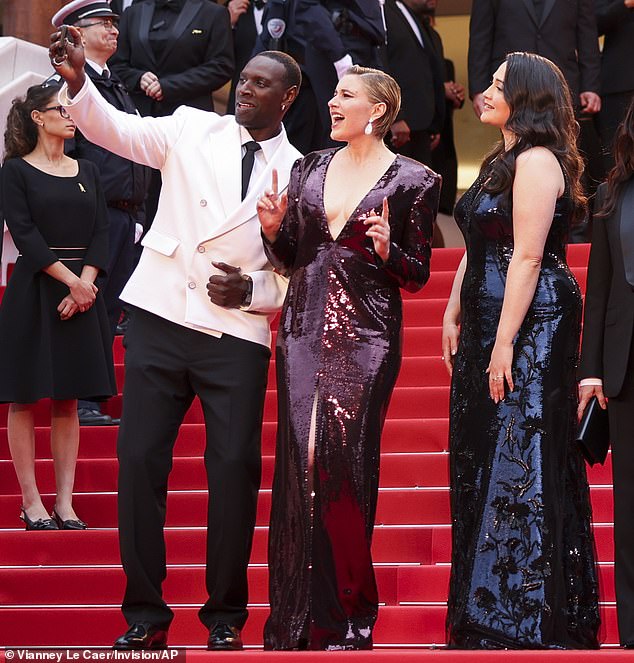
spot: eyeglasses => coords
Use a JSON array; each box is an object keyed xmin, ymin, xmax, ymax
[
  {"xmin": 38, "ymin": 105, "xmax": 71, "ymax": 119},
  {"xmin": 78, "ymin": 18, "xmax": 119, "ymax": 29}
]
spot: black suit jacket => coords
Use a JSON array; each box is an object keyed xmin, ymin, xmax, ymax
[
  {"xmin": 384, "ymin": 0, "xmax": 444, "ymax": 134},
  {"xmin": 468, "ymin": 0, "xmax": 601, "ymax": 101},
  {"xmin": 110, "ymin": 0, "xmax": 142, "ymax": 14},
  {"xmin": 294, "ymin": 0, "xmax": 386, "ymax": 141},
  {"xmin": 228, "ymin": 4, "xmax": 259, "ymax": 112},
  {"xmin": 596, "ymin": 0, "xmax": 634, "ymax": 95},
  {"xmin": 579, "ymin": 180, "xmax": 634, "ymax": 397},
  {"xmin": 109, "ymin": 0, "xmax": 233, "ymax": 116}
]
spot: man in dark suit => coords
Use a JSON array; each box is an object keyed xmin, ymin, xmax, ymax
[
  {"xmin": 110, "ymin": 0, "xmax": 137, "ymax": 12},
  {"xmin": 109, "ymin": 0, "xmax": 233, "ymax": 117},
  {"xmin": 468, "ymin": 0, "xmax": 601, "ymax": 118},
  {"xmin": 226, "ymin": 0, "xmax": 261, "ymax": 113},
  {"xmin": 578, "ymin": 177, "xmax": 634, "ymax": 648},
  {"xmin": 596, "ymin": 0, "xmax": 634, "ymax": 170},
  {"xmin": 51, "ymin": 0, "xmax": 151, "ymax": 426},
  {"xmin": 468, "ymin": 0, "xmax": 603, "ymax": 240},
  {"xmin": 294, "ymin": 0, "xmax": 386, "ymax": 147},
  {"xmin": 110, "ymin": 0, "xmax": 234, "ymax": 228},
  {"xmin": 384, "ymin": 0, "xmax": 445, "ymax": 166}
]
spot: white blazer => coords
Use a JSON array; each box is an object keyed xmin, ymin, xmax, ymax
[{"xmin": 60, "ymin": 79, "xmax": 301, "ymax": 348}]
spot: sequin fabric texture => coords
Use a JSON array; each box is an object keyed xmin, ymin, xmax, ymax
[
  {"xmin": 446, "ymin": 167, "xmax": 601, "ymax": 649},
  {"xmin": 262, "ymin": 149, "xmax": 440, "ymax": 650}
]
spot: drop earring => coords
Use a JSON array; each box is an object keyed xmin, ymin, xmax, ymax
[{"xmin": 364, "ymin": 119, "xmax": 373, "ymax": 136}]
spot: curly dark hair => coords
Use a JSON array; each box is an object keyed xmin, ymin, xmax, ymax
[
  {"xmin": 480, "ymin": 52, "xmax": 587, "ymax": 224},
  {"xmin": 596, "ymin": 96, "xmax": 634, "ymax": 219},
  {"xmin": 3, "ymin": 81, "xmax": 62, "ymax": 162}
]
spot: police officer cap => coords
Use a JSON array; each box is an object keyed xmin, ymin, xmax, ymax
[{"xmin": 52, "ymin": 0, "xmax": 119, "ymax": 28}]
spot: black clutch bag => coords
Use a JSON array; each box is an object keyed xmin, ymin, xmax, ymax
[{"xmin": 575, "ymin": 396, "xmax": 610, "ymax": 466}]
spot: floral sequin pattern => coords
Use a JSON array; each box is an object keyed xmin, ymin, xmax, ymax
[{"xmin": 446, "ymin": 171, "xmax": 600, "ymax": 649}]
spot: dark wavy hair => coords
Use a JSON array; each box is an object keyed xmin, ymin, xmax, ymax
[
  {"xmin": 596, "ymin": 96, "xmax": 634, "ymax": 218},
  {"xmin": 3, "ymin": 81, "xmax": 62, "ymax": 162},
  {"xmin": 480, "ymin": 52, "xmax": 587, "ymax": 224}
]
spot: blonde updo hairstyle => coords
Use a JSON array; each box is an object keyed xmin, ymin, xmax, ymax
[{"xmin": 345, "ymin": 65, "xmax": 401, "ymax": 139}]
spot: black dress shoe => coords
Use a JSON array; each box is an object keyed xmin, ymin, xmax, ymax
[
  {"xmin": 78, "ymin": 407, "xmax": 117, "ymax": 426},
  {"xmin": 113, "ymin": 623, "xmax": 168, "ymax": 650},
  {"xmin": 52, "ymin": 509, "xmax": 87, "ymax": 530},
  {"xmin": 20, "ymin": 507, "xmax": 59, "ymax": 530},
  {"xmin": 115, "ymin": 311, "xmax": 130, "ymax": 336},
  {"xmin": 207, "ymin": 622, "xmax": 243, "ymax": 650}
]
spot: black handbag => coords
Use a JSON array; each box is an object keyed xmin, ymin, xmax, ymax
[{"xmin": 575, "ymin": 396, "xmax": 610, "ymax": 466}]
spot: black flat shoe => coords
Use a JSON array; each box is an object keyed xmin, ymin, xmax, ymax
[
  {"xmin": 20, "ymin": 507, "xmax": 59, "ymax": 530},
  {"xmin": 207, "ymin": 622, "xmax": 243, "ymax": 650},
  {"xmin": 78, "ymin": 407, "xmax": 117, "ymax": 426},
  {"xmin": 52, "ymin": 509, "xmax": 87, "ymax": 530},
  {"xmin": 113, "ymin": 623, "xmax": 168, "ymax": 650}
]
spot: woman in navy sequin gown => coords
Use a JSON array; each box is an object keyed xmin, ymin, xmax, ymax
[
  {"xmin": 257, "ymin": 66, "xmax": 440, "ymax": 649},
  {"xmin": 442, "ymin": 52, "xmax": 600, "ymax": 649}
]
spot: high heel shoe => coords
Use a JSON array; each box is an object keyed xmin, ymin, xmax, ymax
[
  {"xmin": 20, "ymin": 507, "xmax": 59, "ymax": 530},
  {"xmin": 52, "ymin": 509, "xmax": 87, "ymax": 530}
]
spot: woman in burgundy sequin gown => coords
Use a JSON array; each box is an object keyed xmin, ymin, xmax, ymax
[{"xmin": 257, "ymin": 66, "xmax": 440, "ymax": 649}]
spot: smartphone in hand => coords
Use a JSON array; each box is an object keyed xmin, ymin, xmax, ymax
[{"xmin": 53, "ymin": 25, "xmax": 70, "ymax": 64}]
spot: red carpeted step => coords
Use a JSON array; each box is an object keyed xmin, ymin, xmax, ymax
[
  {"xmin": 0, "ymin": 450, "xmax": 611, "ymax": 495},
  {"xmin": 0, "ymin": 485, "xmax": 615, "ymax": 531},
  {"xmin": 111, "ymin": 354, "xmax": 451, "ymax": 393},
  {"xmin": 1, "ymin": 386, "xmax": 451, "ymax": 425},
  {"xmin": 1, "ymin": 244, "xmax": 613, "ymax": 649},
  {"xmin": 0, "ymin": 523, "xmax": 615, "ymax": 567},
  {"xmin": 112, "ymin": 325, "xmax": 447, "ymax": 364},
  {"xmin": 0, "ymin": 452, "xmax": 452, "ymax": 494},
  {"xmin": 0, "ymin": 487, "xmax": 452, "ymax": 528},
  {"xmin": 0, "ymin": 418, "xmax": 451, "ymax": 459},
  {"xmin": 0, "ymin": 527, "xmax": 434, "ymax": 567},
  {"xmin": 0, "ymin": 604, "xmax": 618, "ymax": 648},
  {"xmin": 419, "ymin": 244, "xmax": 589, "ymax": 272},
  {"xmin": 0, "ymin": 565, "xmax": 404, "ymax": 607}
]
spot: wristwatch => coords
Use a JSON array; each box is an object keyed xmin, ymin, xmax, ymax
[{"xmin": 239, "ymin": 274, "xmax": 253, "ymax": 311}]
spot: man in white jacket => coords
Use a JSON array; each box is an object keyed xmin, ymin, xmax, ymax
[{"xmin": 51, "ymin": 28, "xmax": 301, "ymax": 651}]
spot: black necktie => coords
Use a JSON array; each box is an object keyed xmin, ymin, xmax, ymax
[{"xmin": 241, "ymin": 141, "xmax": 261, "ymax": 200}]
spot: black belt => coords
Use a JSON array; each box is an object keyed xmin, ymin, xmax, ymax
[
  {"xmin": 18, "ymin": 247, "xmax": 87, "ymax": 261},
  {"xmin": 109, "ymin": 199, "xmax": 141, "ymax": 215}
]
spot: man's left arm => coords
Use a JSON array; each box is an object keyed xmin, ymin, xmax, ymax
[
  {"xmin": 577, "ymin": 0, "xmax": 602, "ymax": 99},
  {"xmin": 159, "ymin": 6, "xmax": 234, "ymax": 103}
]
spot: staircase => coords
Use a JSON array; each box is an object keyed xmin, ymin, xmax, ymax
[{"xmin": 0, "ymin": 246, "xmax": 620, "ymax": 657}]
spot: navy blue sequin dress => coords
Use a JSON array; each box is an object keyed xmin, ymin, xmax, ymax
[
  {"xmin": 263, "ymin": 149, "xmax": 440, "ymax": 650},
  {"xmin": 446, "ymin": 167, "xmax": 601, "ymax": 649}
]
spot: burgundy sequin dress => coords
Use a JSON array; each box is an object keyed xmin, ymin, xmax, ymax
[{"xmin": 262, "ymin": 148, "xmax": 440, "ymax": 650}]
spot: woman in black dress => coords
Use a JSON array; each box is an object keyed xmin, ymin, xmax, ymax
[
  {"xmin": 579, "ymin": 96, "xmax": 634, "ymax": 647},
  {"xmin": 257, "ymin": 66, "xmax": 440, "ymax": 649},
  {"xmin": 442, "ymin": 52, "xmax": 600, "ymax": 648},
  {"xmin": 0, "ymin": 83, "xmax": 115, "ymax": 530}
]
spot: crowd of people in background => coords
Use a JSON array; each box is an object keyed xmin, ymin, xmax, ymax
[{"xmin": 1, "ymin": 0, "xmax": 634, "ymax": 654}]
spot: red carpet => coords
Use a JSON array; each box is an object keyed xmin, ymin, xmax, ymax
[{"xmin": 0, "ymin": 244, "xmax": 625, "ymax": 657}]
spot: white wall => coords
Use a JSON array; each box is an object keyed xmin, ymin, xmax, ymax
[{"xmin": 1, "ymin": 37, "xmax": 54, "ymax": 284}]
